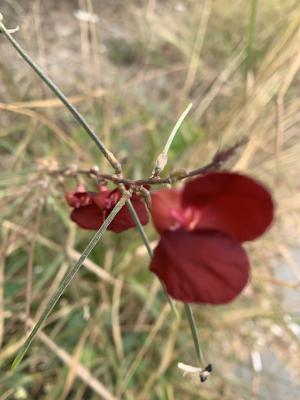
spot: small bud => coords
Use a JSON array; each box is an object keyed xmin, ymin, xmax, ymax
[
  {"xmin": 152, "ymin": 153, "xmax": 168, "ymax": 177},
  {"xmin": 90, "ymin": 165, "xmax": 100, "ymax": 173}
]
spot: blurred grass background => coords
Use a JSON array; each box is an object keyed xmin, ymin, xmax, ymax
[{"xmin": 0, "ymin": 0, "xmax": 300, "ymax": 399}]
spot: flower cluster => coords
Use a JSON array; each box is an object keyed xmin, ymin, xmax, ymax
[
  {"xmin": 66, "ymin": 171, "xmax": 274, "ymax": 305},
  {"xmin": 65, "ymin": 182, "xmax": 148, "ymax": 233}
]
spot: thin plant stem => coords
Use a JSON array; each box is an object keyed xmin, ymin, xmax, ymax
[
  {"xmin": 184, "ymin": 303, "xmax": 206, "ymax": 367},
  {"xmin": 153, "ymin": 102, "xmax": 207, "ymax": 367},
  {"xmin": 152, "ymin": 103, "xmax": 193, "ymax": 176},
  {"xmin": 0, "ymin": 20, "xmax": 121, "ymax": 173},
  {"xmin": 12, "ymin": 193, "xmax": 130, "ymax": 370},
  {"xmin": 163, "ymin": 103, "xmax": 193, "ymax": 156},
  {"xmin": 126, "ymin": 199, "xmax": 153, "ymax": 258},
  {"xmin": 126, "ymin": 199, "xmax": 179, "ymax": 318}
]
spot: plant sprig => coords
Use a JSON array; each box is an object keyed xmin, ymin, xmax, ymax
[
  {"xmin": 41, "ymin": 140, "xmax": 245, "ymax": 188},
  {"xmin": 0, "ymin": 14, "xmax": 244, "ymax": 374}
]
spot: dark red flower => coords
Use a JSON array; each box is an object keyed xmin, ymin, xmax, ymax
[
  {"xmin": 66, "ymin": 183, "xmax": 148, "ymax": 233},
  {"xmin": 150, "ymin": 172, "xmax": 274, "ymax": 305}
]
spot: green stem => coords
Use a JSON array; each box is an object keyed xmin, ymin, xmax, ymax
[
  {"xmin": 163, "ymin": 103, "xmax": 193, "ymax": 156},
  {"xmin": 127, "ymin": 197, "xmax": 205, "ymax": 368},
  {"xmin": 0, "ymin": 20, "xmax": 121, "ymax": 173},
  {"xmin": 126, "ymin": 199, "xmax": 153, "ymax": 258},
  {"xmin": 184, "ymin": 303, "xmax": 205, "ymax": 367},
  {"xmin": 126, "ymin": 199, "xmax": 179, "ymax": 318},
  {"xmin": 12, "ymin": 193, "xmax": 129, "ymax": 370},
  {"xmin": 152, "ymin": 103, "xmax": 193, "ymax": 176}
]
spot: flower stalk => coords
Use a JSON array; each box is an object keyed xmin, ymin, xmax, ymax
[
  {"xmin": 184, "ymin": 304, "xmax": 206, "ymax": 367},
  {"xmin": 12, "ymin": 192, "xmax": 130, "ymax": 370}
]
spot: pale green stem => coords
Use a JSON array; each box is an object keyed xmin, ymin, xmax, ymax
[
  {"xmin": 12, "ymin": 193, "xmax": 129, "ymax": 370},
  {"xmin": 157, "ymin": 104, "xmax": 206, "ymax": 367},
  {"xmin": 126, "ymin": 199, "xmax": 179, "ymax": 318},
  {"xmin": 184, "ymin": 304, "xmax": 206, "ymax": 367},
  {"xmin": 126, "ymin": 199, "xmax": 153, "ymax": 258},
  {"xmin": 0, "ymin": 20, "xmax": 121, "ymax": 172},
  {"xmin": 163, "ymin": 103, "xmax": 193, "ymax": 156},
  {"xmin": 152, "ymin": 103, "xmax": 193, "ymax": 176}
]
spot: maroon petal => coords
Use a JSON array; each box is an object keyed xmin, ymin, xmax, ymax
[
  {"xmin": 65, "ymin": 191, "xmax": 96, "ymax": 208},
  {"xmin": 108, "ymin": 194, "xmax": 149, "ymax": 233},
  {"xmin": 70, "ymin": 204, "xmax": 104, "ymax": 230},
  {"xmin": 150, "ymin": 229, "xmax": 250, "ymax": 304},
  {"xmin": 182, "ymin": 172, "xmax": 274, "ymax": 242},
  {"xmin": 151, "ymin": 189, "xmax": 183, "ymax": 233},
  {"xmin": 92, "ymin": 191, "xmax": 111, "ymax": 210}
]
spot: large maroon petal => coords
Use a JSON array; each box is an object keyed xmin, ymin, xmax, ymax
[
  {"xmin": 70, "ymin": 204, "xmax": 104, "ymax": 230},
  {"xmin": 182, "ymin": 172, "xmax": 274, "ymax": 242},
  {"xmin": 150, "ymin": 229, "xmax": 250, "ymax": 304},
  {"xmin": 151, "ymin": 189, "xmax": 183, "ymax": 233},
  {"xmin": 108, "ymin": 194, "xmax": 149, "ymax": 233}
]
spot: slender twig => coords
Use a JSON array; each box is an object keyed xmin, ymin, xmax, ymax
[
  {"xmin": 126, "ymin": 199, "xmax": 153, "ymax": 258},
  {"xmin": 47, "ymin": 139, "xmax": 244, "ymax": 186},
  {"xmin": 150, "ymin": 105, "xmax": 208, "ymax": 367},
  {"xmin": 152, "ymin": 103, "xmax": 193, "ymax": 176},
  {"xmin": 184, "ymin": 304, "xmax": 206, "ymax": 367},
  {"xmin": 0, "ymin": 19, "xmax": 121, "ymax": 173},
  {"xmin": 12, "ymin": 192, "xmax": 130, "ymax": 370},
  {"xmin": 163, "ymin": 103, "xmax": 193, "ymax": 156},
  {"xmin": 126, "ymin": 199, "xmax": 179, "ymax": 318}
]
